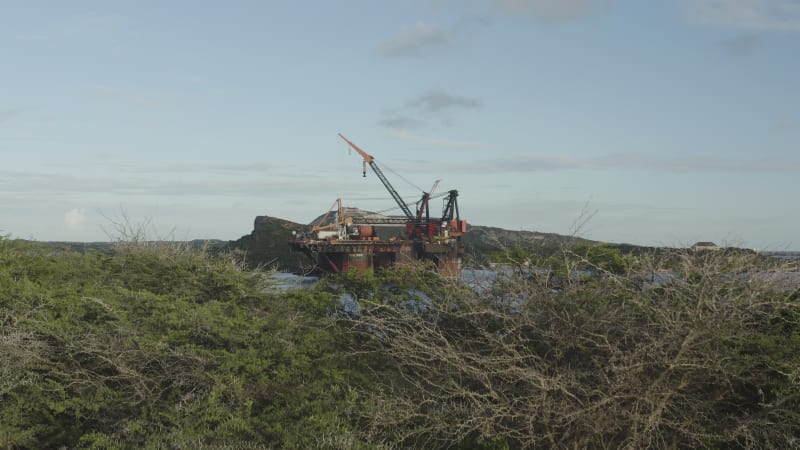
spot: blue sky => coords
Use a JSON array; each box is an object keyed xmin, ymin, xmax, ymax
[{"xmin": 1, "ymin": 0, "xmax": 798, "ymax": 249}]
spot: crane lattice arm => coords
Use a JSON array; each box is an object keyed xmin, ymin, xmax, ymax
[{"xmin": 338, "ymin": 133, "xmax": 415, "ymax": 219}]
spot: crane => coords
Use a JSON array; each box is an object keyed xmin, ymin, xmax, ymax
[
  {"xmin": 338, "ymin": 133, "xmax": 416, "ymax": 220},
  {"xmin": 337, "ymin": 133, "xmax": 466, "ymax": 241}
]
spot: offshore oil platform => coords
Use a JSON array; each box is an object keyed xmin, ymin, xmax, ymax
[{"xmin": 288, "ymin": 134, "xmax": 468, "ymax": 276}]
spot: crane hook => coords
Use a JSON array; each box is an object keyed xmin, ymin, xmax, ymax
[{"xmin": 362, "ymin": 160, "xmax": 367, "ymax": 177}]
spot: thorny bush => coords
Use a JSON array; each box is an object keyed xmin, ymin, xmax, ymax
[{"xmin": 335, "ymin": 249, "xmax": 800, "ymax": 449}]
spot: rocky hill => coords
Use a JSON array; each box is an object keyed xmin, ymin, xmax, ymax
[
  {"xmin": 228, "ymin": 213, "xmax": 593, "ymax": 271},
  {"xmin": 227, "ymin": 215, "xmax": 308, "ymax": 270},
  {"xmin": 460, "ymin": 226, "xmax": 593, "ymax": 265}
]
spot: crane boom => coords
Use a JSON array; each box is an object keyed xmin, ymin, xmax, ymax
[{"xmin": 338, "ymin": 133, "xmax": 415, "ymax": 219}]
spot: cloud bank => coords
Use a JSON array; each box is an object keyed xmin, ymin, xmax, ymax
[
  {"xmin": 449, "ymin": 151, "xmax": 800, "ymax": 173},
  {"xmin": 684, "ymin": 0, "xmax": 800, "ymax": 31},
  {"xmin": 408, "ymin": 89, "xmax": 482, "ymax": 113},
  {"xmin": 380, "ymin": 88, "xmax": 482, "ymax": 131}
]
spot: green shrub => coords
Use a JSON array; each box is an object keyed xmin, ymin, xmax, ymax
[
  {"xmin": 0, "ymin": 239, "xmax": 369, "ymax": 449},
  {"xmin": 3, "ymin": 235, "xmax": 797, "ymax": 449}
]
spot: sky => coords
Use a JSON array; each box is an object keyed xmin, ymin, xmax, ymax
[{"xmin": 1, "ymin": 0, "xmax": 798, "ymax": 250}]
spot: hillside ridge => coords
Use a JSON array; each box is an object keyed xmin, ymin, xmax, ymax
[{"xmin": 228, "ymin": 212, "xmax": 593, "ymax": 271}]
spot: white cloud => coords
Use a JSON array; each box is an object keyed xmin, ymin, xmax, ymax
[
  {"xmin": 379, "ymin": 88, "xmax": 482, "ymax": 131},
  {"xmin": 118, "ymin": 161, "xmax": 286, "ymax": 175},
  {"xmin": 407, "ymin": 88, "xmax": 482, "ymax": 113},
  {"xmin": 0, "ymin": 166, "xmax": 342, "ymax": 199},
  {"xmin": 64, "ymin": 208, "xmax": 88, "ymax": 230},
  {"xmin": 378, "ymin": 1, "xmax": 603, "ymax": 61},
  {"xmin": 379, "ymin": 115, "xmax": 425, "ymax": 130},
  {"xmin": 448, "ymin": 151, "xmax": 800, "ymax": 173},
  {"xmin": 377, "ymin": 22, "xmax": 453, "ymax": 57},
  {"xmin": 684, "ymin": 0, "xmax": 800, "ymax": 31}
]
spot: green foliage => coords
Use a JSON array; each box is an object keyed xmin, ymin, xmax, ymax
[
  {"xmin": 3, "ymin": 235, "xmax": 798, "ymax": 449},
  {"xmin": 489, "ymin": 243, "xmax": 532, "ymax": 267},
  {"xmin": 0, "ymin": 239, "xmax": 369, "ymax": 449},
  {"xmin": 492, "ymin": 242, "xmax": 627, "ymax": 276},
  {"xmin": 572, "ymin": 243, "xmax": 627, "ymax": 274}
]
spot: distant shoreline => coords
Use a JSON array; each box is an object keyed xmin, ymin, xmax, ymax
[{"xmin": 764, "ymin": 251, "xmax": 800, "ymax": 260}]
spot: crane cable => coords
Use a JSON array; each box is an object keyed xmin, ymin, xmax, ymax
[
  {"xmin": 371, "ymin": 190, "xmax": 449, "ymax": 215},
  {"xmin": 342, "ymin": 138, "xmax": 443, "ymax": 214},
  {"xmin": 375, "ymin": 159, "xmax": 425, "ymax": 193}
]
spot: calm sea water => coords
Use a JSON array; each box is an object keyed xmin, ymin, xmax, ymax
[
  {"xmin": 268, "ymin": 270, "xmax": 497, "ymax": 291},
  {"xmin": 270, "ymin": 264, "xmax": 800, "ymax": 292},
  {"xmin": 269, "ymin": 272, "xmax": 320, "ymax": 290},
  {"xmin": 766, "ymin": 251, "xmax": 800, "ymax": 261}
]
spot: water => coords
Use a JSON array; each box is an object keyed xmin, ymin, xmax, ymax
[
  {"xmin": 268, "ymin": 272, "xmax": 320, "ymax": 290},
  {"xmin": 269, "ymin": 267, "xmax": 800, "ymax": 292},
  {"xmin": 270, "ymin": 269, "xmax": 504, "ymax": 292},
  {"xmin": 767, "ymin": 251, "xmax": 800, "ymax": 261},
  {"xmin": 461, "ymin": 269, "xmax": 503, "ymax": 292}
]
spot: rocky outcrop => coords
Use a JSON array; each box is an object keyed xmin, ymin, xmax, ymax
[{"xmin": 229, "ymin": 216, "xmax": 307, "ymax": 270}]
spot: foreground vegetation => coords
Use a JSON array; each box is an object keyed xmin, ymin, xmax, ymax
[
  {"xmin": 1, "ymin": 236, "xmax": 798, "ymax": 449},
  {"xmin": 0, "ymin": 237, "xmax": 368, "ymax": 449}
]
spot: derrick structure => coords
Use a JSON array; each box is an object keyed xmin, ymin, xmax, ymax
[{"xmin": 288, "ymin": 134, "xmax": 468, "ymax": 276}]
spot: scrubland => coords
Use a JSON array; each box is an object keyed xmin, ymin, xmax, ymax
[{"xmin": 1, "ymin": 235, "xmax": 798, "ymax": 449}]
